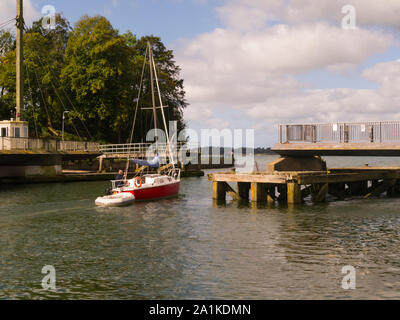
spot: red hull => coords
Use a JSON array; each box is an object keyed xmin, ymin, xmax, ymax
[{"xmin": 123, "ymin": 181, "xmax": 180, "ymax": 200}]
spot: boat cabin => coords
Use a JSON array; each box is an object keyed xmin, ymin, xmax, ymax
[{"xmin": 111, "ymin": 174, "xmax": 174, "ymax": 190}]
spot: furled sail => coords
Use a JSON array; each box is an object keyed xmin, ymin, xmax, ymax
[{"xmin": 130, "ymin": 154, "xmax": 160, "ymax": 168}]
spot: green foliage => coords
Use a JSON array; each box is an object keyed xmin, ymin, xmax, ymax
[
  {"xmin": 0, "ymin": 14, "xmax": 187, "ymax": 143},
  {"xmin": 0, "ymin": 29, "xmax": 16, "ymax": 119}
]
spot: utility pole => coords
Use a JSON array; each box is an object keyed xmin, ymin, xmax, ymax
[{"xmin": 16, "ymin": 0, "xmax": 24, "ymax": 121}]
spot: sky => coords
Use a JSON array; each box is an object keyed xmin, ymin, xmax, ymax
[{"xmin": 1, "ymin": 0, "xmax": 400, "ymax": 147}]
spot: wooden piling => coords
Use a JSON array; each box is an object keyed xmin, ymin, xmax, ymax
[
  {"xmin": 212, "ymin": 181, "xmax": 226, "ymax": 200},
  {"xmin": 313, "ymin": 183, "xmax": 328, "ymax": 202},
  {"xmin": 208, "ymin": 166, "xmax": 400, "ymax": 206},
  {"xmin": 287, "ymin": 182, "xmax": 302, "ymax": 204},
  {"xmin": 250, "ymin": 182, "xmax": 267, "ymax": 202},
  {"xmin": 224, "ymin": 182, "xmax": 238, "ymax": 200}
]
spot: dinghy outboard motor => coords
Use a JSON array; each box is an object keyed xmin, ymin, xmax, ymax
[{"xmin": 105, "ymin": 187, "xmax": 112, "ymax": 195}]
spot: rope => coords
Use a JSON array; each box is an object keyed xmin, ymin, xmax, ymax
[
  {"xmin": 25, "ymin": 64, "xmax": 39, "ymax": 138},
  {"xmin": 32, "ymin": 63, "xmax": 82, "ymax": 139},
  {"xmin": 0, "ymin": 18, "xmax": 15, "ymax": 29},
  {"xmin": 35, "ymin": 53, "xmax": 90, "ymax": 139},
  {"xmin": 0, "ymin": 27, "xmax": 14, "ymax": 55},
  {"xmin": 32, "ymin": 65, "xmax": 53, "ymax": 128},
  {"xmin": 46, "ymin": 77, "xmax": 82, "ymax": 139},
  {"xmin": 151, "ymin": 51, "xmax": 175, "ymax": 167},
  {"xmin": 23, "ymin": 20, "xmax": 89, "ymax": 140}
]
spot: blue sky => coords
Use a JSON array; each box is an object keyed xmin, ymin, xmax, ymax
[
  {"xmin": 3, "ymin": 0, "xmax": 400, "ymax": 147},
  {"xmin": 32, "ymin": 0, "xmax": 222, "ymax": 45}
]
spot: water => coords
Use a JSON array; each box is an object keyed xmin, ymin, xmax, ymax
[{"xmin": 1, "ymin": 155, "xmax": 400, "ymax": 299}]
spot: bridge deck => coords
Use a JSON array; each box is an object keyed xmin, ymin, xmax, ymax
[
  {"xmin": 275, "ymin": 121, "xmax": 400, "ymax": 156},
  {"xmin": 272, "ymin": 142, "xmax": 400, "ymax": 156}
]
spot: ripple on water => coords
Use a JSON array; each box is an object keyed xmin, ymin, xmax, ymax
[{"xmin": 1, "ymin": 162, "xmax": 400, "ymax": 299}]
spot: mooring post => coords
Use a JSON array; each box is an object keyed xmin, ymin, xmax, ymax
[
  {"xmin": 287, "ymin": 182, "xmax": 302, "ymax": 204},
  {"xmin": 212, "ymin": 181, "xmax": 226, "ymax": 200},
  {"xmin": 250, "ymin": 182, "xmax": 267, "ymax": 202}
]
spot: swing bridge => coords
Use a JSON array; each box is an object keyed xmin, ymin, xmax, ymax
[
  {"xmin": 272, "ymin": 120, "xmax": 400, "ymax": 156},
  {"xmin": 209, "ymin": 120, "xmax": 400, "ymax": 206}
]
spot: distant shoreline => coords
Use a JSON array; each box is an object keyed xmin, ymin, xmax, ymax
[{"xmin": 254, "ymin": 151, "xmax": 277, "ymax": 155}]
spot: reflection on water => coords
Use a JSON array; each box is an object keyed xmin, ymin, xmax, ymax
[{"xmin": 1, "ymin": 156, "xmax": 400, "ymax": 299}]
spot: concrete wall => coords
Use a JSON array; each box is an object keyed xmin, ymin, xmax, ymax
[{"xmin": 0, "ymin": 165, "xmax": 62, "ymax": 178}]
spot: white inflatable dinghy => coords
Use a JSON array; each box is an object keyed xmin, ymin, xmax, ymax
[{"xmin": 95, "ymin": 192, "xmax": 135, "ymax": 207}]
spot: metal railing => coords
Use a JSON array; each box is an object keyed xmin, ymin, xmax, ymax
[
  {"xmin": 0, "ymin": 137, "xmax": 100, "ymax": 152},
  {"xmin": 99, "ymin": 142, "xmax": 200, "ymax": 155},
  {"xmin": 279, "ymin": 121, "xmax": 400, "ymax": 144}
]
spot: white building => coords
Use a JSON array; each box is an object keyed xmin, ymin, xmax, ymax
[{"xmin": 0, "ymin": 119, "xmax": 29, "ymax": 138}]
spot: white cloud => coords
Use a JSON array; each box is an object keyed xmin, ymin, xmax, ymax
[
  {"xmin": 217, "ymin": 0, "xmax": 400, "ymax": 29},
  {"xmin": 178, "ymin": 23, "xmax": 393, "ymax": 77},
  {"xmin": 174, "ymin": 0, "xmax": 400, "ymax": 145},
  {"xmin": 244, "ymin": 60, "xmax": 400, "ymax": 125},
  {"xmin": 183, "ymin": 103, "xmax": 213, "ymax": 121}
]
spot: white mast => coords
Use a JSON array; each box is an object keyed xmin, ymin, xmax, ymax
[
  {"xmin": 148, "ymin": 41, "xmax": 158, "ymax": 151},
  {"xmin": 148, "ymin": 42, "xmax": 175, "ymax": 168}
]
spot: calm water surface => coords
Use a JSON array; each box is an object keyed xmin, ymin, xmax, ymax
[{"xmin": 1, "ymin": 155, "xmax": 400, "ymax": 299}]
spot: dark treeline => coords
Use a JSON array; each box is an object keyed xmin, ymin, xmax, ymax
[{"xmin": 0, "ymin": 14, "xmax": 187, "ymax": 143}]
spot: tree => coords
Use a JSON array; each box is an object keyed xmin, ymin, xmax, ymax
[
  {"xmin": 133, "ymin": 35, "xmax": 187, "ymax": 143},
  {"xmin": 0, "ymin": 14, "xmax": 188, "ymax": 143},
  {"xmin": 0, "ymin": 30, "xmax": 16, "ymax": 120},
  {"xmin": 0, "ymin": 14, "xmax": 76, "ymax": 138},
  {"xmin": 61, "ymin": 15, "xmax": 135, "ymax": 142}
]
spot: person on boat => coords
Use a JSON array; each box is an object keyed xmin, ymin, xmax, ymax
[{"xmin": 115, "ymin": 169, "xmax": 126, "ymax": 187}]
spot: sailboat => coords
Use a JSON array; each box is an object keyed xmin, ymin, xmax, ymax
[{"xmin": 95, "ymin": 42, "xmax": 180, "ymax": 206}]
